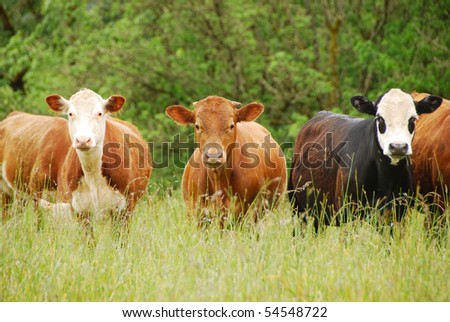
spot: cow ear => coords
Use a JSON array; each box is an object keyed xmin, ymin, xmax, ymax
[
  {"xmin": 166, "ymin": 105, "xmax": 195, "ymax": 125},
  {"xmin": 351, "ymin": 96, "xmax": 376, "ymax": 116},
  {"xmin": 46, "ymin": 94, "xmax": 69, "ymax": 112},
  {"xmin": 415, "ymin": 95, "xmax": 442, "ymax": 115},
  {"xmin": 105, "ymin": 95, "xmax": 126, "ymax": 113},
  {"xmin": 236, "ymin": 102, "xmax": 264, "ymax": 122}
]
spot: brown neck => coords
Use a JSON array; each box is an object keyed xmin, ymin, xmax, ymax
[{"xmin": 205, "ymin": 164, "xmax": 232, "ymax": 208}]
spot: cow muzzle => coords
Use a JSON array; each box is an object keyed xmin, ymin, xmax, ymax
[
  {"xmin": 203, "ymin": 144, "xmax": 225, "ymax": 168},
  {"xmin": 74, "ymin": 136, "xmax": 95, "ymax": 150},
  {"xmin": 388, "ymin": 142, "xmax": 409, "ymax": 157}
]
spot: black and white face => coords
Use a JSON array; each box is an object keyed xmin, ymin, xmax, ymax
[
  {"xmin": 374, "ymin": 89, "xmax": 417, "ymax": 164},
  {"xmin": 351, "ymin": 88, "xmax": 442, "ymax": 165}
]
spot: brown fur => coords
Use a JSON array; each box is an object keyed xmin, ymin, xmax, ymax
[
  {"xmin": 166, "ymin": 96, "xmax": 287, "ymax": 224},
  {"xmin": 0, "ymin": 112, "xmax": 151, "ymax": 217},
  {"xmin": 411, "ymin": 91, "xmax": 450, "ymax": 199}
]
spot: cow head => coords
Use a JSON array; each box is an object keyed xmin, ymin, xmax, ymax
[
  {"xmin": 46, "ymin": 89, "xmax": 125, "ymax": 151},
  {"xmin": 351, "ymin": 88, "xmax": 442, "ymax": 164},
  {"xmin": 166, "ymin": 96, "xmax": 264, "ymax": 169}
]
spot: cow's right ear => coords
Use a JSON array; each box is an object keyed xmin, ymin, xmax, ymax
[
  {"xmin": 46, "ymin": 95, "xmax": 69, "ymax": 112},
  {"xmin": 351, "ymin": 96, "xmax": 376, "ymax": 116},
  {"xmin": 166, "ymin": 105, "xmax": 195, "ymax": 125}
]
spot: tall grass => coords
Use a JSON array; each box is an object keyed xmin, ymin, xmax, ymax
[{"xmin": 1, "ymin": 191, "xmax": 448, "ymax": 301}]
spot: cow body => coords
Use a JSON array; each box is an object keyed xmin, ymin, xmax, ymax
[
  {"xmin": 166, "ymin": 96, "xmax": 286, "ymax": 224},
  {"xmin": 289, "ymin": 89, "xmax": 441, "ymax": 230},
  {"xmin": 0, "ymin": 113, "xmax": 70, "ymax": 203},
  {"xmin": 289, "ymin": 111, "xmax": 413, "ymax": 227},
  {"xmin": 412, "ymin": 92, "xmax": 450, "ymax": 206},
  {"xmin": 0, "ymin": 89, "xmax": 151, "ymax": 230}
]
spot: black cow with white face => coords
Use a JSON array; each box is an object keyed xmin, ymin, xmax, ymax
[{"xmin": 288, "ymin": 88, "xmax": 442, "ymax": 230}]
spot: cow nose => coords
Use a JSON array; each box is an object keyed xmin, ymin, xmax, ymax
[
  {"xmin": 206, "ymin": 147, "xmax": 223, "ymax": 159},
  {"xmin": 74, "ymin": 136, "xmax": 93, "ymax": 149},
  {"xmin": 389, "ymin": 142, "xmax": 408, "ymax": 155},
  {"xmin": 203, "ymin": 144, "xmax": 225, "ymax": 168}
]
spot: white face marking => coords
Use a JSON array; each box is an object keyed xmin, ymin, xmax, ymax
[
  {"xmin": 375, "ymin": 89, "xmax": 418, "ymax": 164},
  {"xmin": 65, "ymin": 89, "xmax": 108, "ymax": 150}
]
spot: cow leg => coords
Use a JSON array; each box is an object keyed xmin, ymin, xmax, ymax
[
  {"xmin": 0, "ymin": 175, "xmax": 13, "ymax": 222},
  {"xmin": 199, "ymin": 207, "xmax": 212, "ymax": 228},
  {"xmin": 217, "ymin": 196, "xmax": 233, "ymax": 229},
  {"xmin": 31, "ymin": 191, "xmax": 64, "ymax": 232},
  {"xmin": 31, "ymin": 192, "xmax": 45, "ymax": 231},
  {"xmin": 76, "ymin": 211, "xmax": 95, "ymax": 246},
  {"xmin": 219, "ymin": 208, "xmax": 229, "ymax": 230},
  {"xmin": 37, "ymin": 199, "xmax": 72, "ymax": 221},
  {"xmin": 1, "ymin": 192, "xmax": 11, "ymax": 223},
  {"xmin": 196, "ymin": 195, "xmax": 213, "ymax": 228}
]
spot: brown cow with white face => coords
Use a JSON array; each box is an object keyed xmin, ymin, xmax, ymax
[
  {"xmin": 0, "ymin": 89, "xmax": 151, "ymax": 234},
  {"xmin": 166, "ymin": 96, "xmax": 287, "ymax": 225}
]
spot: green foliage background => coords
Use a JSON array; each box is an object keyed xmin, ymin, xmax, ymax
[{"xmin": 1, "ymin": 0, "xmax": 449, "ymax": 189}]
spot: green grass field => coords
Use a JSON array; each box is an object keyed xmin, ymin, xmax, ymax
[{"xmin": 1, "ymin": 190, "xmax": 449, "ymax": 302}]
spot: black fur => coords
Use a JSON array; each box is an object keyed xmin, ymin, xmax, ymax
[{"xmin": 289, "ymin": 112, "xmax": 413, "ymax": 231}]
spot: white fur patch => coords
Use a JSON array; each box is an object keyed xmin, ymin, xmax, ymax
[
  {"xmin": 376, "ymin": 89, "xmax": 417, "ymax": 164},
  {"xmin": 0, "ymin": 162, "xmax": 13, "ymax": 196},
  {"xmin": 72, "ymin": 147, "xmax": 126, "ymax": 219},
  {"xmin": 72, "ymin": 174, "xmax": 126, "ymax": 219}
]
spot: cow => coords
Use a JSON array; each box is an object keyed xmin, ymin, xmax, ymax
[
  {"xmin": 288, "ymin": 88, "xmax": 442, "ymax": 231},
  {"xmin": 0, "ymin": 89, "xmax": 152, "ymax": 236},
  {"xmin": 166, "ymin": 95, "xmax": 287, "ymax": 226},
  {"xmin": 411, "ymin": 91, "xmax": 450, "ymax": 213}
]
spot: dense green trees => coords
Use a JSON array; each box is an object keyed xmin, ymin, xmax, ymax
[{"xmin": 1, "ymin": 0, "xmax": 448, "ymax": 188}]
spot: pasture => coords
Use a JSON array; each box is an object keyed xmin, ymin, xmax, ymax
[{"xmin": 1, "ymin": 188, "xmax": 448, "ymax": 301}]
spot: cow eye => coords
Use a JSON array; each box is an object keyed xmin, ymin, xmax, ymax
[
  {"xmin": 230, "ymin": 124, "xmax": 235, "ymax": 130},
  {"xmin": 98, "ymin": 112, "xmax": 103, "ymax": 117},
  {"xmin": 408, "ymin": 116, "xmax": 417, "ymax": 134},
  {"xmin": 377, "ymin": 117, "xmax": 386, "ymax": 134},
  {"xmin": 68, "ymin": 112, "xmax": 73, "ymax": 117},
  {"xmin": 195, "ymin": 124, "xmax": 200, "ymax": 130}
]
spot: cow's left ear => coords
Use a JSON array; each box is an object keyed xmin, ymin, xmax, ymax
[
  {"xmin": 105, "ymin": 95, "xmax": 126, "ymax": 113},
  {"xmin": 236, "ymin": 102, "xmax": 264, "ymax": 122},
  {"xmin": 415, "ymin": 95, "xmax": 442, "ymax": 115},
  {"xmin": 351, "ymin": 96, "xmax": 376, "ymax": 116}
]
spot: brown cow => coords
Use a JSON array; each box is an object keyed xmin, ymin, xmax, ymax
[
  {"xmin": 166, "ymin": 96, "xmax": 286, "ymax": 225},
  {"xmin": 412, "ymin": 91, "xmax": 450, "ymax": 210},
  {"xmin": 0, "ymin": 89, "xmax": 151, "ymax": 233}
]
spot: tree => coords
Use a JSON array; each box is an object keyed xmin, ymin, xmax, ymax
[{"xmin": 0, "ymin": 0, "xmax": 447, "ymax": 189}]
